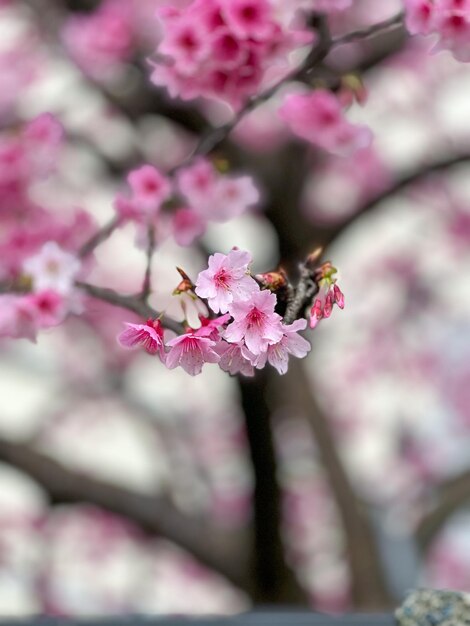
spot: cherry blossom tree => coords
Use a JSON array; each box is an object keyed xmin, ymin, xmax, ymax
[{"xmin": 0, "ymin": 0, "xmax": 469, "ymax": 616}]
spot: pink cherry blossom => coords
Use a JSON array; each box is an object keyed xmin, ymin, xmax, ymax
[
  {"xmin": 195, "ymin": 249, "xmax": 258, "ymax": 313},
  {"xmin": 279, "ymin": 90, "xmax": 372, "ymax": 157},
  {"xmin": 404, "ymin": 0, "xmax": 470, "ymax": 61},
  {"xmin": 176, "ymin": 158, "xmax": 217, "ymax": 209},
  {"xmin": 223, "ymin": 0, "xmax": 273, "ymax": 39},
  {"xmin": 404, "ymin": 0, "xmax": 436, "ymax": 35},
  {"xmin": 158, "ymin": 13, "xmax": 210, "ymax": 71},
  {"xmin": 118, "ymin": 318, "xmax": 165, "ymax": 358},
  {"xmin": 151, "ymin": 0, "xmax": 313, "ymax": 109},
  {"xmin": 23, "ymin": 289, "xmax": 67, "ymax": 329},
  {"xmin": 23, "ymin": 241, "xmax": 81, "ymax": 295},
  {"xmin": 176, "ymin": 158, "xmax": 260, "ymax": 223},
  {"xmin": 0, "ymin": 295, "xmax": 37, "ymax": 341},
  {"xmin": 433, "ymin": 2, "xmax": 470, "ymax": 62},
  {"xmin": 224, "ymin": 287, "xmax": 283, "ymax": 355},
  {"xmin": 62, "ymin": 0, "xmax": 135, "ymax": 79},
  {"xmin": 250, "ymin": 319, "xmax": 311, "ymax": 375},
  {"xmin": 211, "ymin": 176, "xmax": 260, "ymax": 221},
  {"xmin": 215, "ymin": 341, "xmax": 255, "ymax": 377},
  {"xmin": 127, "ymin": 165, "xmax": 172, "ymax": 214},
  {"xmin": 195, "ymin": 314, "xmax": 231, "ymax": 340},
  {"xmin": 165, "ymin": 332, "xmax": 220, "ymax": 375},
  {"xmin": 171, "ymin": 208, "xmax": 207, "ymax": 246}
]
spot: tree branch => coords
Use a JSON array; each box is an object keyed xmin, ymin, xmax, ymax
[
  {"xmin": 0, "ymin": 436, "xmax": 249, "ymax": 590},
  {"xmin": 415, "ymin": 469, "xmax": 470, "ymax": 552},
  {"xmin": 239, "ymin": 372, "xmax": 307, "ymax": 604},
  {"xmin": 76, "ymin": 281, "xmax": 183, "ymax": 333},
  {"xmin": 279, "ymin": 361, "xmax": 393, "ymax": 610},
  {"xmin": 79, "ymin": 216, "xmax": 120, "ymax": 259},
  {"xmin": 320, "ymin": 153, "xmax": 470, "ymax": 250}
]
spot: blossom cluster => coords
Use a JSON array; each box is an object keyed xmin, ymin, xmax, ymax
[
  {"xmin": 118, "ymin": 249, "xmax": 344, "ymax": 377},
  {"xmin": 404, "ymin": 0, "xmax": 470, "ymax": 61},
  {"xmin": 0, "ymin": 115, "xmax": 94, "ymax": 341},
  {"xmin": 150, "ymin": 0, "xmax": 313, "ymax": 109},
  {"xmin": 1, "ymin": 242, "xmax": 83, "ymax": 341},
  {"xmin": 114, "ymin": 157, "xmax": 260, "ymax": 246},
  {"xmin": 61, "ymin": 0, "xmax": 163, "ymax": 79}
]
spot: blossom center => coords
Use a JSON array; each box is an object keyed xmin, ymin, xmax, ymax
[
  {"xmin": 247, "ymin": 307, "xmax": 265, "ymax": 327},
  {"xmin": 214, "ymin": 268, "xmax": 231, "ymax": 288}
]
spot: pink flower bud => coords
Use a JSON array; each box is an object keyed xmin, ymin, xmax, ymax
[{"xmin": 334, "ymin": 285, "xmax": 345, "ymax": 309}]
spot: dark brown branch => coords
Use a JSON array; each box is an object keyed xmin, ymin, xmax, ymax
[
  {"xmin": 239, "ymin": 372, "xmax": 307, "ymax": 604},
  {"xmin": 0, "ymin": 437, "xmax": 248, "ymax": 589},
  {"xmin": 283, "ymin": 261, "xmax": 319, "ymax": 325},
  {"xmin": 416, "ymin": 469, "xmax": 470, "ymax": 552}
]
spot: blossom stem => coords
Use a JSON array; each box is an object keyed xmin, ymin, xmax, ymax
[{"xmin": 76, "ymin": 281, "xmax": 183, "ymax": 333}]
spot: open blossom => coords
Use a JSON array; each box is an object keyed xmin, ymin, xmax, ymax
[
  {"xmin": 166, "ymin": 332, "xmax": 220, "ymax": 376},
  {"xmin": 225, "ymin": 287, "xmax": 283, "ymax": 355},
  {"xmin": 0, "ymin": 290, "xmax": 67, "ymax": 342},
  {"xmin": 23, "ymin": 241, "xmax": 81, "ymax": 295},
  {"xmin": 176, "ymin": 158, "xmax": 217, "ymax": 208},
  {"xmin": 195, "ymin": 249, "xmax": 258, "ymax": 313},
  {"xmin": 0, "ymin": 295, "xmax": 37, "ymax": 341},
  {"xmin": 214, "ymin": 341, "xmax": 255, "ymax": 377},
  {"xmin": 171, "ymin": 208, "xmax": 207, "ymax": 246},
  {"xmin": 118, "ymin": 319, "xmax": 165, "ymax": 359},
  {"xmin": 250, "ymin": 319, "xmax": 311, "ymax": 375},
  {"xmin": 127, "ymin": 165, "xmax": 172, "ymax": 214},
  {"xmin": 114, "ymin": 164, "xmax": 172, "ymax": 228},
  {"xmin": 176, "ymin": 158, "xmax": 260, "ymax": 223},
  {"xmin": 404, "ymin": 0, "xmax": 436, "ymax": 34},
  {"xmin": 24, "ymin": 290, "xmax": 68, "ymax": 329},
  {"xmin": 279, "ymin": 90, "xmax": 372, "ymax": 157},
  {"xmin": 404, "ymin": 0, "xmax": 470, "ymax": 61},
  {"xmin": 195, "ymin": 314, "xmax": 231, "ymax": 340}
]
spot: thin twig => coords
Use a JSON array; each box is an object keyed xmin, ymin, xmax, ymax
[
  {"xmin": 321, "ymin": 153, "xmax": 470, "ymax": 250},
  {"xmin": 79, "ymin": 216, "xmax": 120, "ymax": 259},
  {"xmin": 332, "ymin": 12, "xmax": 405, "ymax": 47},
  {"xmin": 76, "ymin": 281, "xmax": 183, "ymax": 333}
]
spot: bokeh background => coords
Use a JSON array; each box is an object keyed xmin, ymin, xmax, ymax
[{"xmin": 1, "ymin": 0, "xmax": 470, "ymax": 616}]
